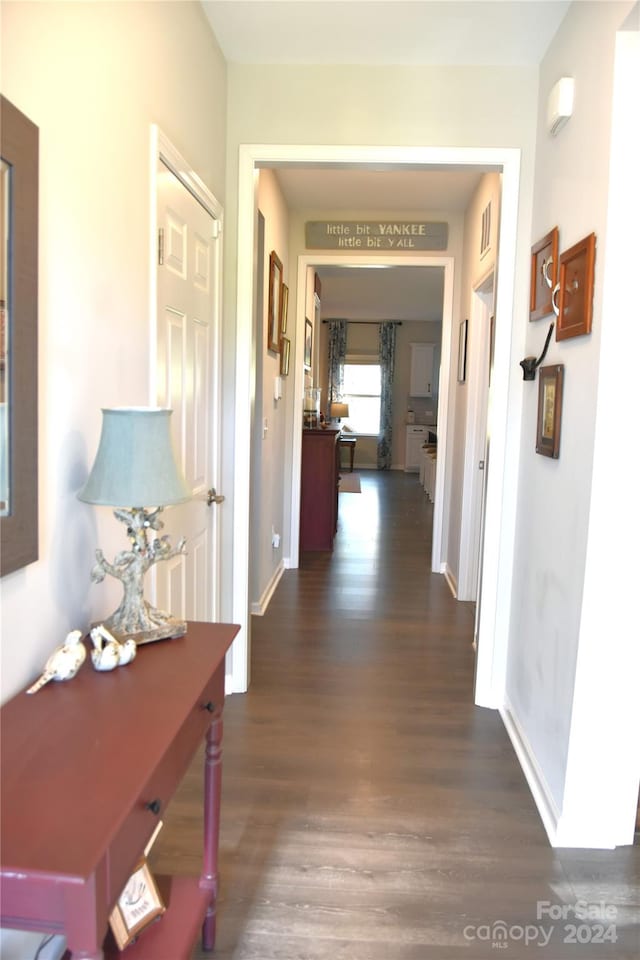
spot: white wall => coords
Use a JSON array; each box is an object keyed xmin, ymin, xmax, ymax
[
  {"xmin": 0, "ymin": 1, "xmax": 227, "ymax": 702},
  {"xmin": 505, "ymin": 0, "xmax": 638, "ymax": 845}
]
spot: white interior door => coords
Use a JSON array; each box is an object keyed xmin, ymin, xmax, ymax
[{"xmin": 154, "ymin": 154, "xmax": 223, "ymax": 624}]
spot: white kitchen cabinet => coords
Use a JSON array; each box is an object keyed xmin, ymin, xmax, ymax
[
  {"xmin": 409, "ymin": 342, "xmax": 436, "ymax": 397},
  {"xmin": 405, "ymin": 424, "xmax": 428, "ymax": 472}
]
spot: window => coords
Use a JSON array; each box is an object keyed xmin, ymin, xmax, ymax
[{"xmin": 342, "ymin": 361, "xmax": 381, "ymax": 435}]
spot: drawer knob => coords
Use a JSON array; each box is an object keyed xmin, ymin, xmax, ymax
[
  {"xmin": 146, "ymin": 799, "xmax": 161, "ymax": 816},
  {"xmin": 203, "ymin": 700, "xmax": 216, "ymax": 713}
]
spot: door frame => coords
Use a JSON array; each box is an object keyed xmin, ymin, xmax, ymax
[
  {"xmin": 149, "ymin": 126, "xmax": 225, "ymax": 621},
  {"xmin": 232, "ymin": 144, "xmax": 521, "ymax": 706},
  {"xmin": 457, "ymin": 270, "xmax": 494, "ymax": 602},
  {"xmin": 290, "ymin": 253, "xmax": 454, "ymax": 574}
]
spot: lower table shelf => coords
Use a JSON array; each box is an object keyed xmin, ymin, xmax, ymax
[{"xmin": 103, "ymin": 876, "xmax": 211, "ymax": 960}]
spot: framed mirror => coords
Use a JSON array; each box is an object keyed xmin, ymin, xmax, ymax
[{"xmin": 1, "ymin": 96, "xmax": 39, "ymax": 576}]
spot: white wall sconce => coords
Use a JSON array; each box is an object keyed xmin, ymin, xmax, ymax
[{"xmin": 547, "ymin": 77, "xmax": 575, "ymax": 136}]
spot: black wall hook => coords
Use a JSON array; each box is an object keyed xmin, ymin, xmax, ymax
[{"xmin": 520, "ymin": 322, "xmax": 554, "ymax": 381}]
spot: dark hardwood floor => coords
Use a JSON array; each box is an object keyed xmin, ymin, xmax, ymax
[{"xmin": 152, "ymin": 470, "xmax": 639, "ymax": 959}]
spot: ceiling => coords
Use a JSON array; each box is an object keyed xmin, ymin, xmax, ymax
[
  {"xmin": 201, "ymin": 1, "xmax": 570, "ymax": 67},
  {"xmin": 202, "ymin": 1, "xmax": 570, "ymax": 321},
  {"xmin": 316, "ymin": 265, "xmax": 445, "ymax": 323}
]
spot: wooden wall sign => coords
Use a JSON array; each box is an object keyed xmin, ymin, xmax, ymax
[
  {"xmin": 555, "ymin": 233, "xmax": 596, "ymax": 340},
  {"xmin": 305, "ymin": 221, "xmax": 448, "ymax": 251},
  {"xmin": 530, "ymin": 227, "xmax": 559, "ymax": 321}
]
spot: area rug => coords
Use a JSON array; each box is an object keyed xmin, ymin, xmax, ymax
[{"xmin": 339, "ymin": 472, "xmax": 361, "ymax": 493}]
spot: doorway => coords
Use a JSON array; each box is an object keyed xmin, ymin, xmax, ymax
[
  {"xmin": 230, "ymin": 144, "xmax": 522, "ymax": 714},
  {"xmin": 290, "ymin": 254, "xmax": 454, "ymax": 576}
]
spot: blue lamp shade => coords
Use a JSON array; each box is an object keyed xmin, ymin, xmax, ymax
[{"xmin": 78, "ymin": 408, "xmax": 190, "ymax": 508}]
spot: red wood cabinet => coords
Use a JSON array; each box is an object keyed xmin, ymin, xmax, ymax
[
  {"xmin": 0, "ymin": 621, "xmax": 238, "ymax": 959},
  {"xmin": 300, "ymin": 428, "xmax": 340, "ymax": 551}
]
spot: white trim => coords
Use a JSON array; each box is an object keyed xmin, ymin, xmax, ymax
[
  {"xmin": 473, "ymin": 159, "xmax": 521, "ymax": 709},
  {"xmin": 250, "ymin": 561, "xmax": 285, "ymax": 616},
  {"xmin": 232, "ymin": 144, "xmax": 521, "ymax": 702},
  {"xmin": 444, "ymin": 564, "xmax": 458, "ymax": 599},
  {"xmin": 458, "ymin": 274, "xmax": 493, "ymax": 601},
  {"xmin": 500, "ymin": 701, "xmax": 560, "ymax": 846}
]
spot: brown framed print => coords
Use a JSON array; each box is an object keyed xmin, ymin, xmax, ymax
[
  {"xmin": 280, "ymin": 336, "xmax": 290, "ymax": 376},
  {"xmin": 556, "ymin": 233, "xmax": 596, "ymax": 341},
  {"xmin": 109, "ymin": 857, "xmax": 166, "ymax": 949},
  {"xmin": 530, "ymin": 227, "xmax": 559, "ymax": 321},
  {"xmin": 267, "ymin": 250, "xmax": 283, "ymax": 353},
  {"xmin": 536, "ymin": 364, "xmax": 564, "ymax": 459}
]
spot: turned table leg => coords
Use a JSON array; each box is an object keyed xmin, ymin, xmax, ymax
[{"xmin": 201, "ymin": 706, "xmax": 223, "ymax": 951}]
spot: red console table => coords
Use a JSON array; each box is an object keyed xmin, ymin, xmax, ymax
[{"xmin": 0, "ymin": 621, "xmax": 238, "ymax": 959}]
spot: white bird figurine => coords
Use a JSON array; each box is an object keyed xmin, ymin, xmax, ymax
[
  {"xmin": 26, "ymin": 630, "xmax": 87, "ymax": 694},
  {"xmin": 89, "ymin": 624, "xmax": 137, "ymax": 671}
]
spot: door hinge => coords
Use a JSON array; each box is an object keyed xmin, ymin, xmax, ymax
[
  {"xmin": 212, "ymin": 220, "xmax": 221, "ymax": 240},
  {"xmin": 158, "ymin": 228, "xmax": 165, "ymax": 266},
  {"xmin": 479, "ymin": 460, "xmax": 485, "ymax": 471}
]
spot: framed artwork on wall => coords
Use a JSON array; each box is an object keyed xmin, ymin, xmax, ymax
[
  {"xmin": 280, "ymin": 336, "xmax": 290, "ymax": 376},
  {"xmin": 457, "ymin": 318, "xmax": 468, "ymax": 383},
  {"xmin": 281, "ymin": 283, "xmax": 288, "ymax": 336},
  {"xmin": 536, "ymin": 364, "xmax": 564, "ymax": 459},
  {"xmin": 530, "ymin": 227, "xmax": 559, "ymax": 322},
  {"xmin": 304, "ymin": 318, "xmax": 313, "ymax": 370},
  {"xmin": 555, "ymin": 233, "xmax": 596, "ymax": 340},
  {"xmin": 267, "ymin": 250, "xmax": 283, "ymax": 353}
]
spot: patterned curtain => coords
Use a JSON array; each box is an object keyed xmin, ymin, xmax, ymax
[
  {"xmin": 377, "ymin": 322, "xmax": 397, "ymax": 470},
  {"xmin": 328, "ymin": 319, "xmax": 347, "ymax": 404}
]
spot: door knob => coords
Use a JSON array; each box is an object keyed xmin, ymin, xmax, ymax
[{"xmin": 206, "ymin": 487, "xmax": 225, "ymax": 506}]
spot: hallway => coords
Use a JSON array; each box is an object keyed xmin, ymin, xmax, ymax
[{"xmin": 153, "ymin": 471, "xmax": 638, "ymax": 959}]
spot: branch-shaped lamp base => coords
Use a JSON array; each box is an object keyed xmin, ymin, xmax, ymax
[{"xmin": 91, "ymin": 506, "xmax": 187, "ymax": 645}]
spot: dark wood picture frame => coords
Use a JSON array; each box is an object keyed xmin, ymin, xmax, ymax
[
  {"xmin": 304, "ymin": 318, "xmax": 313, "ymax": 370},
  {"xmin": 457, "ymin": 318, "xmax": 468, "ymax": 383},
  {"xmin": 536, "ymin": 364, "xmax": 564, "ymax": 459},
  {"xmin": 280, "ymin": 336, "xmax": 290, "ymax": 376},
  {"xmin": 267, "ymin": 250, "xmax": 283, "ymax": 353},
  {"xmin": 556, "ymin": 233, "xmax": 596, "ymax": 341},
  {"xmin": 0, "ymin": 96, "xmax": 39, "ymax": 577},
  {"xmin": 530, "ymin": 227, "xmax": 559, "ymax": 322}
]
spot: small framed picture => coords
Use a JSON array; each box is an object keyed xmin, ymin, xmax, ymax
[
  {"xmin": 530, "ymin": 227, "xmax": 559, "ymax": 321},
  {"xmin": 556, "ymin": 233, "xmax": 596, "ymax": 341},
  {"xmin": 280, "ymin": 336, "xmax": 290, "ymax": 376},
  {"xmin": 281, "ymin": 283, "xmax": 289, "ymax": 335},
  {"xmin": 109, "ymin": 857, "xmax": 166, "ymax": 950},
  {"xmin": 267, "ymin": 250, "xmax": 283, "ymax": 354},
  {"xmin": 304, "ymin": 318, "xmax": 313, "ymax": 370},
  {"xmin": 457, "ymin": 318, "xmax": 468, "ymax": 383},
  {"xmin": 536, "ymin": 364, "xmax": 564, "ymax": 459}
]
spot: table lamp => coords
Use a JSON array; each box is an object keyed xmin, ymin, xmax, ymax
[
  {"xmin": 330, "ymin": 401, "xmax": 349, "ymax": 424},
  {"xmin": 78, "ymin": 407, "xmax": 190, "ymax": 645}
]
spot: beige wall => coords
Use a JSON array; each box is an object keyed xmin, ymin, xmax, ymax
[
  {"xmin": 252, "ymin": 169, "xmax": 289, "ymax": 607},
  {"xmin": 0, "ymin": 1, "xmax": 227, "ymax": 701}
]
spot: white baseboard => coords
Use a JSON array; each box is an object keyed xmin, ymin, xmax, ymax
[
  {"xmin": 250, "ymin": 560, "xmax": 284, "ymax": 616},
  {"xmin": 500, "ymin": 699, "xmax": 561, "ymax": 846},
  {"xmin": 444, "ymin": 563, "xmax": 458, "ymax": 598}
]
